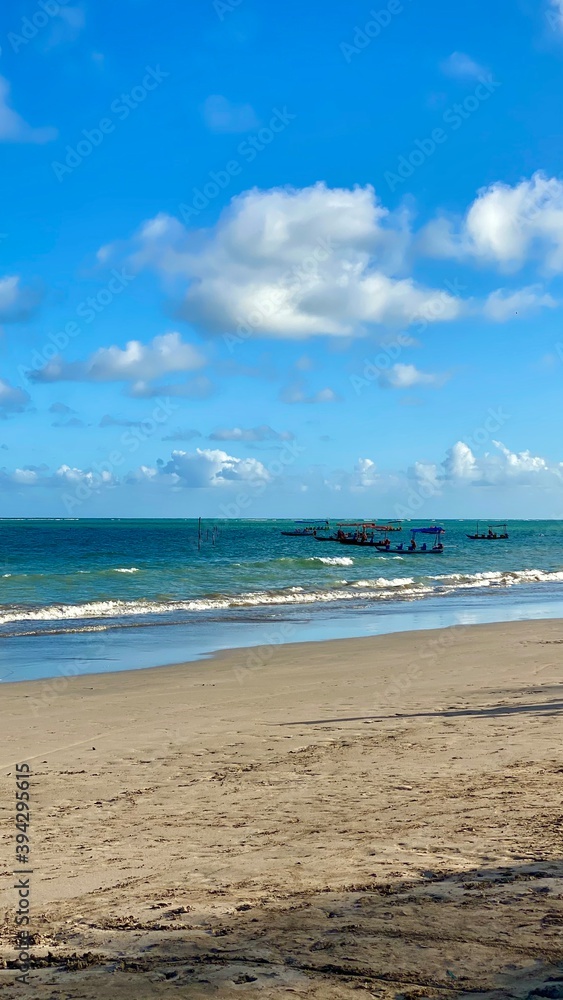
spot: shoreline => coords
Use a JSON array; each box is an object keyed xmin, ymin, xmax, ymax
[
  {"xmin": 2, "ymin": 582, "xmax": 563, "ymax": 683},
  {"xmin": 1, "ymin": 618, "xmax": 563, "ymax": 997}
]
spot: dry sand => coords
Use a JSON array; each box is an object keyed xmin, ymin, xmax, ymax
[{"xmin": 1, "ymin": 619, "xmax": 562, "ymax": 999}]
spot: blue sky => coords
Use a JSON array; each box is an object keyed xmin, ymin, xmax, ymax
[{"xmin": 2, "ymin": 0, "xmax": 563, "ymax": 517}]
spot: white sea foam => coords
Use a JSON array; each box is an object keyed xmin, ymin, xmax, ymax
[
  {"xmin": 431, "ymin": 568, "xmax": 563, "ymax": 589},
  {"xmin": 113, "ymin": 567, "xmax": 140, "ymax": 574},
  {"xmin": 308, "ymin": 556, "xmax": 354, "ymax": 567},
  {"xmin": 1, "ymin": 567, "xmax": 562, "ymax": 629},
  {"xmin": 350, "ymin": 576, "xmax": 415, "ymax": 589}
]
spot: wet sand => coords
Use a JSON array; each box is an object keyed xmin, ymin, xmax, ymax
[{"xmin": 1, "ymin": 619, "xmax": 562, "ymax": 998}]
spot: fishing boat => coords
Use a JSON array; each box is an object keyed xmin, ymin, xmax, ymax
[
  {"xmin": 377, "ymin": 525, "xmax": 445, "ymax": 554},
  {"xmin": 335, "ymin": 523, "xmax": 379, "ymax": 546},
  {"xmin": 466, "ymin": 522, "xmax": 509, "ymax": 540},
  {"xmin": 281, "ymin": 520, "xmax": 329, "ymax": 537},
  {"xmin": 328, "ymin": 523, "xmax": 399, "ymax": 548},
  {"xmin": 370, "ymin": 523, "xmax": 402, "ymax": 548}
]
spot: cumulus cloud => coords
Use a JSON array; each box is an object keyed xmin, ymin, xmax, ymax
[
  {"xmin": 411, "ymin": 461, "xmax": 440, "ymax": 489},
  {"xmin": 355, "ymin": 457, "xmax": 378, "ymax": 488},
  {"xmin": 0, "ymin": 463, "xmax": 116, "ymax": 491},
  {"xmin": 0, "ymin": 76, "xmax": 57, "ymax": 144},
  {"xmin": 12, "ymin": 468, "xmax": 40, "ymax": 485},
  {"xmin": 443, "ymin": 441, "xmax": 479, "ymax": 480},
  {"xmin": 440, "ymin": 52, "xmax": 488, "ymax": 80},
  {"xmin": 422, "ymin": 172, "xmax": 563, "ymax": 272},
  {"xmin": 3, "ymin": 438, "xmax": 563, "ymax": 503},
  {"xmin": 55, "ymin": 465, "xmax": 117, "ymax": 489},
  {"xmin": 0, "ymin": 379, "xmax": 31, "ymax": 416},
  {"xmin": 441, "ymin": 440, "xmax": 563, "ymax": 487},
  {"xmin": 29, "ymin": 332, "xmax": 205, "ymax": 385},
  {"xmin": 125, "ymin": 465, "xmax": 159, "ymax": 484},
  {"xmin": 378, "ymin": 363, "xmax": 449, "ymax": 389},
  {"xmin": 126, "ymin": 183, "xmax": 463, "ymax": 338},
  {"xmin": 209, "ymin": 426, "xmax": 293, "ymax": 442},
  {"xmin": 485, "ymin": 441, "xmax": 560, "ymax": 482},
  {"xmin": 201, "ymin": 95, "xmax": 259, "ymax": 133},
  {"xmin": 0, "ymin": 275, "xmax": 42, "ymax": 323},
  {"xmin": 162, "ymin": 448, "xmax": 270, "ymax": 488}
]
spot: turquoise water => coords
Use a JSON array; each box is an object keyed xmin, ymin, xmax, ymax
[{"xmin": 1, "ymin": 519, "xmax": 562, "ymax": 680}]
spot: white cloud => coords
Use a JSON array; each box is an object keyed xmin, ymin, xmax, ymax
[
  {"xmin": 379, "ymin": 363, "xmax": 448, "ymax": 389},
  {"xmin": 412, "ymin": 461, "xmax": 440, "ymax": 488},
  {"xmin": 355, "ymin": 457, "xmax": 378, "ymax": 487},
  {"xmin": 3, "ymin": 439, "xmax": 563, "ymax": 503},
  {"xmin": 0, "ymin": 378, "xmax": 31, "ymax": 416},
  {"xmin": 162, "ymin": 448, "xmax": 270, "ymax": 488},
  {"xmin": 202, "ymin": 95, "xmax": 259, "ymax": 133},
  {"xmin": 0, "ymin": 462, "xmax": 116, "ymax": 491},
  {"xmin": 0, "ymin": 275, "xmax": 41, "ymax": 322},
  {"xmin": 483, "ymin": 284, "xmax": 557, "ymax": 321},
  {"xmin": 127, "ymin": 184, "xmax": 463, "ymax": 339},
  {"xmin": 488, "ymin": 441, "xmax": 556, "ymax": 481},
  {"xmin": 0, "ymin": 76, "xmax": 57, "ymax": 144},
  {"xmin": 125, "ymin": 465, "xmax": 159, "ymax": 484},
  {"xmin": 443, "ymin": 441, "xmax": 479, "ymax": 480},
  {"xmin": 30, "ymin": 332, "xmax": 205, "ymax": 384},
  {"xmin": 442, "ymin": 440, "xmax": 563, "ymax": 487},
  {"xmin": 423, "ymin": 172, "xmax": 563, "ymax": 272},
  {"xmin": 441, "ymin": 51, "xmax": 488, "ymax": 80},
  {"xmin": 54, "ymin": 465, "xmax": 117, "ymax": 489},
  {"xmin": 11, "ymin": 468, "xmax": 39, "ymax": 485}
]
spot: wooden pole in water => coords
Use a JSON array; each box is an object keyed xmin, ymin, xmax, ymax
[{"xmin": 198, "ymin": 516, "xmax": 201, "ymax": 551}]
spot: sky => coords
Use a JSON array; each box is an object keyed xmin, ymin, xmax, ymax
[{"xmin": 1, "ymin": 0, "xmax": 563, "ymax": 518}]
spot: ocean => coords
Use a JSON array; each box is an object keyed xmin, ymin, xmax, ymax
[{"xmin": 1, "ymin": 518, "xmax": 563, "ymax": 682}]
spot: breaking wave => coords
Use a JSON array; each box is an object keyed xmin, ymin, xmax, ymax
[{"xmin": 1, "ymin": 567, "xmax": 562, "ymax": 634}]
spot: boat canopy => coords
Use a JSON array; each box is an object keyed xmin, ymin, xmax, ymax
[{"xmin": 411, "ymin": 525, "xmax": 445, "ymax": 535}]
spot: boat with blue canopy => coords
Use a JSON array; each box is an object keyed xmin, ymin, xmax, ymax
[{"xmin": 377, "ymin": 525, "xmax": 445, "ymax": 554}]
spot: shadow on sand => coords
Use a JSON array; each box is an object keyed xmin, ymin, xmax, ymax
[{"xmin": 7, "ymin": 860, "xmax": 563, "ymax": 1000}]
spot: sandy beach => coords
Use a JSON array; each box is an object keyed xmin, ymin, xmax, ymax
[{"xmin": 1, "ymin": 619, "xmax": 562, "ymax": 998}]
